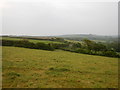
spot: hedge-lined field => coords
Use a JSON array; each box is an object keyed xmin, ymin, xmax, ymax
[
  {"xmin": 1, "ymin": 37, "xmax": 64, "ymax": 44},
  {"xmin": 2, "ymin": 46, "xmax": 118, "ymax": 88}
]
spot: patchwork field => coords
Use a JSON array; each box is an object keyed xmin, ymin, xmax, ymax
[
  {"xmin": 2, "ymin": 46, "xmax": 118, "ymax": 88},
  {"xmin": 1, "ymin": 37, "xmax": 63, "ymax": 44}
]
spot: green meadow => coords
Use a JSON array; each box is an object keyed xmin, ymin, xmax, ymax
[
  {"xmin": 2, "ymin": 46, "xmax": 118, "ymax": 88},
  {"xmin": 1, "ymin": 37, "xmax": 63, "ymax": 44}
]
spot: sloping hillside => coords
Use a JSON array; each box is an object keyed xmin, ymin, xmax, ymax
[{"xmin": 2, "ymin": 46, "xmax": 118, "ymax": 88}]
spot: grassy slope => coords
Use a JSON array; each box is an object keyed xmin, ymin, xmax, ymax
[
  {"xmin": 2, "ymin": 46, "xmax": 118, "ymax": 88},
  {"xmin": 1, "ymin": 37, "xmax": 63, "ymax": 44}
]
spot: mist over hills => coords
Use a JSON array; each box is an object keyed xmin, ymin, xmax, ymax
[
  {"xmin": 1, "ymin": 34, "xmax": 118, "ymax": 42},
  {"xmin": 55, "ymin": 34, "xmax": 118, "ymax": 42}
]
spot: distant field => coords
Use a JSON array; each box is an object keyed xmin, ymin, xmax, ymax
[
  {"xmin": 92, "ymin": 40, "xmax": 106, "ymax": 43},
  {"xmin": 65, "ymin": 40, "xmax": 82, "ymax": 43},
  {"xmin": 1, "ymin": 37, "xmax": 64, "ymax": 44},
  {"xmin": 2, "ymin": 46, "xmax": 118, "ymax": 88},
  {"xmin": 65, "ymin": 39, "xmax": 106, "ymax": 44}
]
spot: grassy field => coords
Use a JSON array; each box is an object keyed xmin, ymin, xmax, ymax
[
  {"xmin": 2, "ymin": 46, "xmax": 118, "ymax": 88},
  {"xmin": 1, "ymin": 37, "xmax": 63, "ymax": 44}
]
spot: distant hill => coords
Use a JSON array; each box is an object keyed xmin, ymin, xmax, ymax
[
  {"xmin": 55, "ymin": 34, "xmax": 118, "ymax": 42},
  {"xmin": 1, "ymin": 34, "xmax": 118, "ymax": 42}
]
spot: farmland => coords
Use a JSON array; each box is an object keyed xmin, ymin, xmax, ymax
[
  {"xmin": 1, "ymin": 37, "xmax": 64, "ymax": 44},
  {"xmin": 2, "ymin": 46, "xmax": 118, "ymax": 88}
]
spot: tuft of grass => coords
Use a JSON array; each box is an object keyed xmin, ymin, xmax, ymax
[
  {"xmin": 7, "ymin": 72, "xmax": 20, "ymax": 77},
  {"xmin": 49, "ymin": 67, "xmax": 70, "ymax": 72},
  {"xmin": 7, "ymin": 72, "xmax": 21, "ymax": 80}
]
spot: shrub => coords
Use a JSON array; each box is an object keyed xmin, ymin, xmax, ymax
[
  {"xmin": 72, "ymin": 43, "xmax": 82, "ymax": 48},
  {"xmin": 2, "ymin": 40, "xmax": 14, "ymax": 46},
  {"xmin": 35, "ymin": 43, "xmax": 54, "ymax": 51},
  {"xmin": 103, "ymin": 51, "xmax": 118, "ymax": 57},
  {"xmin": 75, "ymin": 48, "xmax": 90, "ymax": 54}
]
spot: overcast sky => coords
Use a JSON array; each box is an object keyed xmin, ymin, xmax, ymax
[{"xmin": 0, "ymin": 0, "xmax": 119, "ymax": 36}]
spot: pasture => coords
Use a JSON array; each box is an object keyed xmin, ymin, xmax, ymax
[{"xmin": 2, "ymin": 46, "xmax": 118, "ymax": 88}]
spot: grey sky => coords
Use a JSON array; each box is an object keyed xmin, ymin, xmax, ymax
[{"xmin": 1, "ymin": 0, "xmax": 119, "ymax": 36}]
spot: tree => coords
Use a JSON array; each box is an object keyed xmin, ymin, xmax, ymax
[{"xmin": 82, "ymin": 39, "xmax": 107, "ymax": 51}]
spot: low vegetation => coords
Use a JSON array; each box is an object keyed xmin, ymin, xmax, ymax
[
  {"xmin": 1, "ymin": 37, "xmax": 64, "ymax": 44},
  {"xmin": 1, "ymin": 36, "xmax": 120, "ymax": 58},
  {"xmin": 2, "ymin": 46, "xmax": 118, "ymax": 88}
]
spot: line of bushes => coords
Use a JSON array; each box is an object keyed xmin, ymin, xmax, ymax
[
  {"xmin": 1, "ymin": 39, "xmax": 68, "ymax": 51},
  {"xmin": 75, "ymin": 48, "xmax": 120, "ymax": 58},
  {"xmin": 61, "ymin": 48, "xmax": 120, "ymax": 58},
  {"xmin": 1, "ymin": 39, "xmax": 120, "ymax": 58},
  {"xmin": 1, "ymin": 40, "xmax": 55, "ymax": 51}
]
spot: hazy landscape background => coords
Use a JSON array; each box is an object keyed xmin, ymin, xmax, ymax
[{"xmin": 1, "ymin": 0, "xmax": 119, "ymax": 88}]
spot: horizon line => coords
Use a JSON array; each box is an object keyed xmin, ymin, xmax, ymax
[{"xmin": 0, "ymin": 33, "xmax": 118, "ymax": 36}]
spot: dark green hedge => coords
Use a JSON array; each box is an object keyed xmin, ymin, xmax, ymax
[
  {"xmin": 1, "ymin": 40, "xmax": 54, "ymax": 51},
  {"xmin": 74, "ymin": 48, "xmax": 120, "ymax": 58},
  {"xmin": 1, "ymin": 39, "xmax": 120, "ymax": 58}
]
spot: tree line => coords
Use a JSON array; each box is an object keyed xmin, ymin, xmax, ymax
[{"xmin": 60, "ymin": 39, "xmax": 120, "ymax": 58}]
